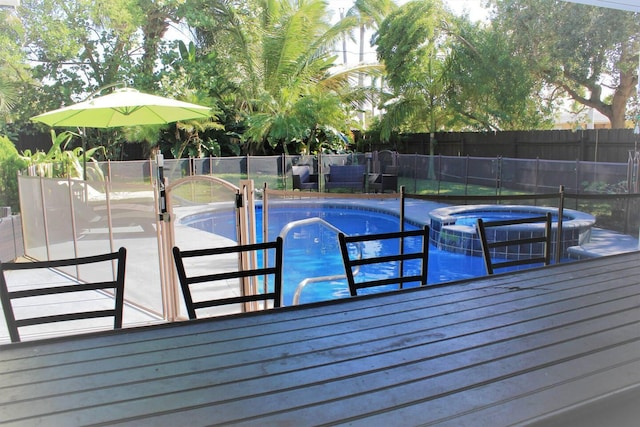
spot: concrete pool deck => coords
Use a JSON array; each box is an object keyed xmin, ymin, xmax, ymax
[{"xmin": 567, "ymin": 227, "xmax": 639, "ymax": 258}]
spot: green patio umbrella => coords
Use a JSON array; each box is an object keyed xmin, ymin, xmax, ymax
[
  {"xmin": 31, "ymin": 88, "xmax": 211, "ymax": 128},
  {"xmin": 31, "ymin": 87, "xmax": 211, "ymax": 180}
]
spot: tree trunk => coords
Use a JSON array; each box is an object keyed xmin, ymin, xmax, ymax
[{"xmin": 610, "ymin": 66, "xmax": 637, "ymax": 129}]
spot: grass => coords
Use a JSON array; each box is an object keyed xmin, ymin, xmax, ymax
[{"xmin": 400, "ymin": 178, "xmax": 525, "ymax": 196}]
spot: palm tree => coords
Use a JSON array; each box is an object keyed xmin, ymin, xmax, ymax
[
  {"xmin": 184, "ymin": 0, "xmax": 383, "ymax": 154},
  {"xmin": 375, "ymin": 1, "xmax": 453, "ymax": 140},
  {"xmin": 0, "ymin": 75, "xmax": 17, "ymax": 120},
  {"xmin": 375, "ymin": 0, "xmax": 453, "ymax": 179},
  {"xmin": 242, "ymin": 0, "xmax": 373, "ymax": 153}
]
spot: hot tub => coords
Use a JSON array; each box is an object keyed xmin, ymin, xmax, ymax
[{"xmin": 429, "ymin": 205, "xmax": 596, "ymax": 259}]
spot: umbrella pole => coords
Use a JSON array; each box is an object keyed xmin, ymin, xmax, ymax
[{"xmin": 83, "ymin": 139, "xmax": 87, "ymax": 181}]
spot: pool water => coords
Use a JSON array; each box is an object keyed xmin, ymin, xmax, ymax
[
  {"xmin": 453, "ymin": 212, "xmax": 562, "ymax": 227},
  {"xmin": 183, "ymin": 206, "xmax": 487, "ymax": 305}
]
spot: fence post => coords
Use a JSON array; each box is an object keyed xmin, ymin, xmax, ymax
[
  {"xmin": 318, "ymin": 152, "xmax": 323, "ymax": 192},
  {"xmin": 413, "ymin": 155, "xmax": 418, "ymax": 193},
  {"xmin": 281, "ymin": 154, "xmax": 286, "ymax": 190},
  {"xmin": 575, "ymin": 159, "xmax": 580, "ymax": 195},
  {"xmin": 67, "ymin": 176, "xmax": 79, "ymax": 272},
  {"xmin": 535, "ymin": 157, "xmax": 539, "ymax": 193},
  {"xmin": 400, "ymin": 186, "xmax": 405, "ymax": 233},
  {"xmin": 556, "ymin": 185, "xmax": 564, "ymax": 263},
  {"xmin": 464, "ymin": 155, "xmax": 469, "ymax": 196},
  {"xmin": 11, "ymin": 215, "xmax": 20, "ymax": 260},
  {"xmin": 437, "ymin": 154, "xmax": 442, "ymax": 194},
  {"xmin": 495, "ymin": 156, "xmax": 502, "ymax": 197}
]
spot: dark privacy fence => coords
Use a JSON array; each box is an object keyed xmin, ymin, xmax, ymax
[{"xmin": 357, "ymin": 129, "xmax": 640, "ymax": 163}]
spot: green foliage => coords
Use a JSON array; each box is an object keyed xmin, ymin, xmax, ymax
[
  {"xmin": 490, "ymin": 0, "xmax": 640, "ymax": 128},
  {"xmin": 0, "ymin": 9, "xmax": 32, "ymax": 128},
  {"xmin": 376, "ymin": 0, "xmax": 445, "ymax": 90},
  {"xmin": 444, "ymin": 17, "xmax": 553, "ymax": 130},
  {"xmin": 19, "ymin": 130, "xmax": 104, "ymax": 179},
  {"xmin": 239, "ymin": 0, "xmax": 361, "ymax": 152},
  {"xmin": 375, "ymin": 0, "xmax": 453, "ymax": 139},
  {"xmin": 178, "ymin": 0, "xmax": 381, "ymax": 155},
  {"xmin": 0, "ymin": 135, "xmax": 27, "ymax": 212},
  {"xmin": 375, "ymin": 0, "xmax": 550, "ymax": 135}
]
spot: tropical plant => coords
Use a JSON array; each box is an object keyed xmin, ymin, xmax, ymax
[
  {"xmin": 180, "ymin": 0, "xmax": 383, "ymax": 155},
  {"xmin": 19, "ymin": 130, "xmax": 104, "ymax": 179},
  {"xmin": 155, "ymin": 41, "xmax": 232, "ymax": 159}
]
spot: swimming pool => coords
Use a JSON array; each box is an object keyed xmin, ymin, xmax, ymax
[{"xmin": 182, "ymin": 204, "xmax": 488, "ymax": 305}]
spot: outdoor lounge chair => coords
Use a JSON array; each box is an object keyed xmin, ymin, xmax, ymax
[
  {"xmin": 292, "ymin": 165, "xmax": 318, "ymax": 190},
  {"xmin": 476, "ymin": 213, "xmax": 552, "ymax": 275},
  {"xmin": 338, "ymin": 227, "xmax": 429, "ymax": 296},
  {"xmin": 0, "ymin": 247, "xmax": 127, "ymax": 343},
  {"xmin": 172, "ymin": 238, "xmax": 284, "ymax": 319}
]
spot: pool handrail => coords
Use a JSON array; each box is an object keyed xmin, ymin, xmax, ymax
[{"xmin": 278, "ymin": 217, "xmax": 361, "ymax": 305}]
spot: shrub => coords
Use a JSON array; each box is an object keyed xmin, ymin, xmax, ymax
[{"xmin": 0, "ymin": 135, "xmax": 27, "ymax": 213}]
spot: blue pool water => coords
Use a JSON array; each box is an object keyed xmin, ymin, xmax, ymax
[
  {"xmin": 453, "ymin": 211, "xmax": 562, "ymax": 227},
  {"xmin": 183, "ymin": 205, "xmax": 487, "ymax": 306}
]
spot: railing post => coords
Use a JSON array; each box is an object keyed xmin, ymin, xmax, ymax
[{"xmin": 556, "ymin": 185, "xmax": 565, "ymax": 264}]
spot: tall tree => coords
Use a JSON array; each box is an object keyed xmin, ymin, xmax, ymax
[
  {"xmin": 444, "ymin": 16, "xmax": 553, "ymax": 130},
  {"xmin": 490, "ymin": 0, "xmax": 640, "ymax": 129},
  {"xmin": 134, "ymin": 0, "xmax": 183, "ymax": 91},
  {"xmin": 16, "ymin": 0, "xmax": 184, "ymax": 107}
]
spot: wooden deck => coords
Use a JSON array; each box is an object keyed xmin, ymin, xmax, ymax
[{"xmin": 1, "ymin": 251, "xmax": 640, "ymax": 426}]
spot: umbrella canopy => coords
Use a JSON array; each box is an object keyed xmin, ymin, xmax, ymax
[{"xmin": 31, "ymin": 88, "xmax": 211, "ymax": 128}]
